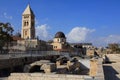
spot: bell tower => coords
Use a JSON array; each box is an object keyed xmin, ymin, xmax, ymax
[{"xmin": 21, "ymin": 4, "xmax": 35, "ymax": 39}]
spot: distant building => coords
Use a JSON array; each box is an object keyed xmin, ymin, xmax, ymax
[
  {"xmin": 70, "ymin": 43, "xmax": 94, "ymax": 56},
  {"xmin": 51, "ymin": 31, "xmax": 71, "ymax": 51},
  {"xmin": 21, "ymin": 4, "xmax": 35, "ymax": 39},
  {"xmin": 70, "ymin": 43, "xmax": 93, "ymax": 49},
  {"xmin": 82, "ymin": 43, "xmax": 93, "ymax": 48},
  {"xmin": 9, "ymin": 4, "xmax": 52, "ymax": 51}
]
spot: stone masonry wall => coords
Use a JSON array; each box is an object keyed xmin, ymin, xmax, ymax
[
  {"xmin": 90, "ymin": 58, "xmax": 104, "ymax": 80},
  {"xmin": 8, "ymin": 58, "xmax": 105, "ymax": 80},
  {"xmin": 8, "ymin": 73, "xmax": 93, "ymax": 80},
  {"xmin": 95, "ymin": 58, "xmax": 105, "ymax": 80}
]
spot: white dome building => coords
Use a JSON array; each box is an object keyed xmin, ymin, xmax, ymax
[{"xmin": 51, "ymin": 31, "xmax": 68, "ymax": 51}]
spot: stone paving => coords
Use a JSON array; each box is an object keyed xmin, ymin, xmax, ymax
[{"xmin": 103, "ymin": 54, "xmax": 120, "ymax": 80}]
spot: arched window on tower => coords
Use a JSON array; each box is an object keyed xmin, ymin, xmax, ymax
[
  {"xmin": 25, "ymin": 31, "xmax": 27, "ymax": 36},
  {"xmin": 24, "ymin": 15, "xmax": 29, "ymax": 18},
  {"xmin": 57, "ymin": 39, "xmax": 59, "ymax": 42},
  {"xmin": 24, "ymin": 21, "xmax": 29, "ymax": 26},
  {"xmin": 27, "ymin": 22, "xmax": 29, "ymax": 26}
]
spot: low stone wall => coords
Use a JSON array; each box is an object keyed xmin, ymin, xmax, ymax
[
  {"xmin": 116, "ymin": 74, "xmax": 120, "ymax": 79},
  {"xmin": 78, "ymin": 59, "xmax": 90, "ymax": 70},
  {"xmin": 0, "ymin": 58, "xmax": 25, "ymax": 69},
  {"xmin": 89, "ymin": 58, "xmax": 104, "ymax": 80},
  {"xmin": 95, "ymin": 58, "xmax": 105, "ymax": 80},
  {"xmin": 8, "ymin": 58, "xmax": 105, "ymax": 80},
  {"xmin": 8, "ymin": 73, "xmax": 93, "ymax": 80},
  {"xmin": 0, "ymin": 55, "xmax": 59, "ymax": 69}
]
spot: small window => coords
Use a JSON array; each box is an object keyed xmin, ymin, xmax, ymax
[
  {"xmin": 27, "ymin": 22, "xmax": 29, "ymax": 26},
  {"xmin": 54, "ymin": 46, "xmax": 57, "ymax": 48},
  {"xmin": 24, "ymin": 15, "xmax": 29, "ymax": 18},
  {"xmin": 25, "ymin": 31, "xmax": 27, "ymax": 36},
  {"xmin": 24, "ymin": 21, "xmax": 29, "ymax": 26}
]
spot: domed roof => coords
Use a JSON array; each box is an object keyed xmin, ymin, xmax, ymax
[{"xmin": 54, "ymin": 31, "xmax": 66, "ymax": 38}]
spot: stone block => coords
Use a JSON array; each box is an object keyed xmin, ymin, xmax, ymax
[
  {"xmin": 19, "ymin": 76, "xmax": 30, "ymax": 80},
  {"xmin": 42, "ymin": 74, "xmax": 59, "ymax": 77},
  {"xmin": 58, "ymin": 74, "xmax": 66, "ymax": 78},
  {"xmin": 57, "ymin": 78, "xmax": 66, "ymax": 80},
  {"xmin": 41, "ymin": 63, "xmax": 56, "ymax": 73},
  {"xmin": 67, "ymin": 61, "xmax": 72, "ymax": 69},
  {"xmin": 44, "ymin": 68, "xmax": 51, "ymax": 73},
  {"xmin": 67, "ymin": 61, "xmax": 71, "ymax": 66},
  {"xmin": 30, "ymin": 73, "xmax": 43, "ymax": 77},
  {"xmin": 56, "ymin": 61, "xmax": 60, "ymax": 67},
  {"xmin": 30, "ymin": 77, "xmax": 42, "ymax": 80},
  {"xmin": 66, "ymin": 75, "xmax": 83, "ymax": 78},
  {"xmin": 83, "ymin": 75, "xmax": 92, "ymax": 78},
  {"xmin": 8, "ymin": 77, "xmax": 20, "ymax": 80},
  {"xmin": 10, "ymin": 73, "xmax": 29, "ymax": 77},
  {"xmin": 97, "ymin": 69, "xmax": 103, "ymax": 73},
  {"xmin": 96, "ymin": 73, "xmax": 104, "ymax": 77},
  {"xmin": 95, "ymin": 77, "xmax": 104, "ymax": 80}
]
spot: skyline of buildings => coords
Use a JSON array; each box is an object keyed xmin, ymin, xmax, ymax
[{"xmin": 0, "ymin": 0, "xmax": 120, "ymax": 47}]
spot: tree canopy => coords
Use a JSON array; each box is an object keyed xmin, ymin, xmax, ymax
[
  {"xmin": 108, "ymin": 43, "xmax": 120, "ymax": 53},
  {"xmin": 0, "ymin": 22, "xmax": 14, "ymax": 50}
]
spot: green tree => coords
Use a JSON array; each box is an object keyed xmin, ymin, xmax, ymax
[
  {"xmin": 0, "ymin": 22, "xmax": 14, "ymax": 50},
  {"xmin": 108, "ymin": 43, "xmax": 120, "ymax": 53},
  {"xmin": 14, "ymin": 32, "xmax": 21, "ymax": 37}
]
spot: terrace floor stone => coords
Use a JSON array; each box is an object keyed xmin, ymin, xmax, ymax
[{"xmin": 103, "ymin": 54, "xmax": 120, "ymax": 80}]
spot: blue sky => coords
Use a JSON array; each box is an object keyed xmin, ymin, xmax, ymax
[{"xmin": 0, "ymin": 0, "xmax": 120, "ymax": 47}]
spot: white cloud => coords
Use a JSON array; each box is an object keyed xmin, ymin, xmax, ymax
[
  {"xmin": 103, "ymin": 35, "xmax": 120, "ymax": 43},
  {"xmin": 35, "ymin": 24, "xmax": 52, "ymax": 40},
  {"xmin": 35, "ymin": 24, "xmax": 120, "ymax": 47},
  {"xmin": 67, "ymin": 27, "xmax": 95, "ymax": 43},
  {"xmin": 66, "ymin": 27, "xmax": 120, "ymax": 47},
  {"xmin": 3, "ymin": 12, "xmax": 13, "ymax": 19},
  {"xmin": 91, "ymin": 35, "xmax": 120, "ymax": 47}
]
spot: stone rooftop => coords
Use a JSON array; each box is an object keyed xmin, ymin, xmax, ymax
[{"xmin": 103, "ymin": 54, "xmax": 120, "ymax": 80}]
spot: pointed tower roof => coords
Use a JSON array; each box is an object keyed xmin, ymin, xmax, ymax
[{"xmin": 23, "ymin": 4, "xmax": 34, "ymax": 16}]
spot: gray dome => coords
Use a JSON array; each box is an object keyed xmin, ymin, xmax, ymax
[{"xmin": 54, "ymin": 31, "xmax": 66, "ymax": 38}]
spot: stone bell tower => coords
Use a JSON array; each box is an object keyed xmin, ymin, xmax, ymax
[{"xmin": 21, "ymin": 4, "xmax": 35, "ymax": 39}]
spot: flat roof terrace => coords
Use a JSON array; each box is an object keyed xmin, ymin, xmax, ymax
[{"xmin": 103, "ymin": 54, "xmax": 120, "ymax": 80}]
